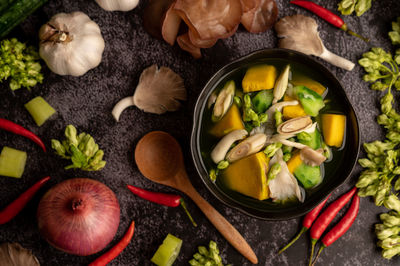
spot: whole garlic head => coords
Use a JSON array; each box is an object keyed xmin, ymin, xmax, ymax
[
  {"xmin": 95, "ymin": 0, "xmax": 139, "ymax": 11},
  {"xmin": 39, "ymin": 12, "xmax": 105, "ymax": 76}
]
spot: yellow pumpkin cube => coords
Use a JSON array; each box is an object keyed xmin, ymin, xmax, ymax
[
  {"xmin": 282, "ymin": 77, "xmax": 326, "ymax": 119},
  {"xmin": 321, "ymin": 114, "xmax": 346, "ymax": 148},
  {"xmin": 242, "ymin": 65, "xmax": 277, "ymax": 92},
  {"xmin": 282, "ymin": 95, "xmax": 307, "ymax": 119},
  {"xmin": 210, "ymin": 104, "xmax": 244, "ymax": 138},
  {"xmin": 291, "ymin": 76, "xmax": 327, "ymax": 95},
  {"xmin": 221, "ymin": 152, "xmax": 270, "ymax": 200},
  {"xmin": 286, "ymin": 151, "xmax": 303, "ymax": 174}
]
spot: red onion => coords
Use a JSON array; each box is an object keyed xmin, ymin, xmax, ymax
[{"xmin": 37, "ymin": 178, "xmax": 120, "ymax": 256}]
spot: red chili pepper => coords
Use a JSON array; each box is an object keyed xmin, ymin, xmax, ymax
[
  {"xmin": 307, "ymin": 187, "xmax": 357, "ymax": 266},
  {"xmin": 311, "ymin": 194, "xmax": 360, "ymax": 266},
  {"xmin": 89, "ymin": 220, "xmax": 135, "ymax": 266},
  {"xmin": 290, "ymin": 0, "xmax": 369, "ymax": 42},
  {"xmin": 278, "ymin": 194, "xmax": 331, "ymax": 254},
  {"xmin": 0, "ymin": 176, "xmax": 50, "ymax": 224},
  {"xmin": 0, "ymin": 118, "xmax": 46, "ymax": 152},
  {"xmin": 127, "ymin": 185, "xmax": 197, "ymax": 227}
]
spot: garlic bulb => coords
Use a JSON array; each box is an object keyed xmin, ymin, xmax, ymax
[
  {"xmin": 39, "ymin": 12, "xmax": 105, "ymax": 76},
  {"xmin": 95, "ymin": 0, "xmax": 139, "ymax": 11}
]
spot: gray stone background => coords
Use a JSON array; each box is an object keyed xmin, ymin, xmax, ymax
[{"xmin": 0, "ymin": 0, "xmax": 400, "ymax": 265}]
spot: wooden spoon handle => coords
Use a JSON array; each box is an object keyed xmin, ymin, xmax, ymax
[{"xmin": 182, "ymin": 179, "xmax": 258, "ymax": 264}]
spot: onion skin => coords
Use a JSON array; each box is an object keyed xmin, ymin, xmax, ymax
[{"xmin": 37, "ymin": 178, "xmax": 120, "ymax": 256}]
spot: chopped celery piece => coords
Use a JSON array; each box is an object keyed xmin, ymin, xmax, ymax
[
  {"xmin": 151, "ymin": 234, "xmax": 182, "ymax": 266},
  {"xmin": 0, "ymin": 146, "xmax": 27, "ymax": 178},
  {"xmin": 24, "ymin": 96, "xmax": 56, "ymax": 126}
]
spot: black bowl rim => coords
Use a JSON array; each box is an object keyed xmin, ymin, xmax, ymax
[{"xmin": 190, "ymin": 48, "xmax": 360, "ymax": 220}]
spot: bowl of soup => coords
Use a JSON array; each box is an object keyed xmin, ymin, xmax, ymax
[{"xmin": 190, "ymin": 49, "xmax": 360, "ymax": 220}]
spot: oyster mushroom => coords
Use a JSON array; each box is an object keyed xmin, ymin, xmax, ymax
[
  {"xmin": 277, "ymin": 116, "xmax": 313, "ymax": 135},
  {"xmin": 241, "ymin": 0, "xmax": 278, "ymax": 33},
  {"xmin": 275, "ymin": 14, "xmax": 355, "ymax": 71},
  {"xmin": 112, "ymin": 65, "xmax": 186, "ymax": 121},
  {"xmin": 211, "ymin": 129, "xmax": 248, "ymax": 163},
  {"xmin": 279, "ymin": 139, "xmax": 327, "ymax": 166},
  {"xmin": 268, "ymin": 149, "xmax": 304, "ymax": 202},
  {"xmin": 272, "ymin": 64, "xmax": 290, "ymax": 104},
  {"xmin": 226, "ymin": 133, "xmax": 268, "ymax": 163},
  {"xmin": 300, "ymin": 147, "xmax": 326, "ymax": 167}
]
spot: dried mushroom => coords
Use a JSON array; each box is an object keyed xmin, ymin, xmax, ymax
[
  {"xmin": 0, "ymin": 243, "xmax": 40, "ymax": 266},
  {"xmin": 112, "ymin": 65, "xmax": 186, "ymax": 121},
  {"xmin": 275, "ymin": 14, "xmax": 355, "ymax": 71}
]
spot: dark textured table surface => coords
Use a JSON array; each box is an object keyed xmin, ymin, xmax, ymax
[{"xmin": 1, "ymin": 0, "xmax": 400, "ymax": 265}]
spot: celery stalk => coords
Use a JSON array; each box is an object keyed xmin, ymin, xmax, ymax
[
  {"xmin": 151, "ymin": 234, "xmax": 182, "ymax": 266},
  {"xmin": 24, "ymin": 96, "xmax": 56, "ymax": 126},
  {"xmin": 0, "ymin": 146, "xmax": 27, "ymax": 178}
]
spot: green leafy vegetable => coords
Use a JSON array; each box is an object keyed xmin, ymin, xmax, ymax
[
  {"xmin": 389, "ymin": 17, "xmax": 400, "ymax": 46},
  {"xmin": 51, "ymin": 125, "xmax": 106, "ymax": 171},
  {"xmin": 0, "ymin": 38, "xmax": 43, "ymax": 90},
  {"xmin": 189, "ymin": 241, "xmax": 230, "ymax": 266},
  {"xmin": 389, "ymin": 17, "xmax": 400, "ymax": 65},
  {"xmin": 358, "ymin": 47, "xmax": 400, "ymax": 91},
  {"xmin": 375, "ymin": 211, "xmax": 400, "ymax": 259},
  {"xmin": 357, "ymin": 22, "xmax": 400, "ymax": 257},
  {"xmin": 338, "ymin": 0, "xmax": 373, "ymax": 16}
]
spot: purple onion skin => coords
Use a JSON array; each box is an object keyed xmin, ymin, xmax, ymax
[{"xmin": 37, "ymin": 178, "xmax": 120, "ymax": 256}]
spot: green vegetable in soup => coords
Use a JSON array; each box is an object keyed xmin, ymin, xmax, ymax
[
  {"xmin": 274, "ymin": 110, "xmax": 283, "ymax": 127},
  {"xmin": 268, "ymin": 163, "xmax": 281, "ymax": 182},
  {"xmin": 289, "ymin": 86, "xmax": 325, "ymax": 116},
  {"xmin": 298, "ymin": 128, "xmax": 322, "ymax": 150},
  {"xmin": 252, "ymin": 90, "xmax": 273, "ymax": 113},
  {"xmin": 264, "ymin": 143, "xmax": 282, "ymax": 158},
  {"xmin": 294, "ymin": 164, "xmax": 321, "ymax": 189}
]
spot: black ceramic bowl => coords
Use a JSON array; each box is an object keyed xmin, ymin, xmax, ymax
[{"xmin": 191, "ymin": 49, "xmax": 360, "ymax": 220}]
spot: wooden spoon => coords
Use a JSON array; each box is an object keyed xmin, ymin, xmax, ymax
[{"xmin": 135, "ymin": 131, "xmax": 258, "ymax": 264}]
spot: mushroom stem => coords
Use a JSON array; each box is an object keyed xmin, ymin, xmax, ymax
[
  {"xmin": 211, "ymin": 129, "xmax": 248, "ymax": 163},
  {"xmin": 279, "ymin": 139, "xmax": 307, "ymax": 150},
  {"xmin": 112, "ymin": 96, "xmax": 135, "ymax": 122},
  {"xmin": 319, "ymin": 48, "xmax": 355, "ymax": 71}
]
